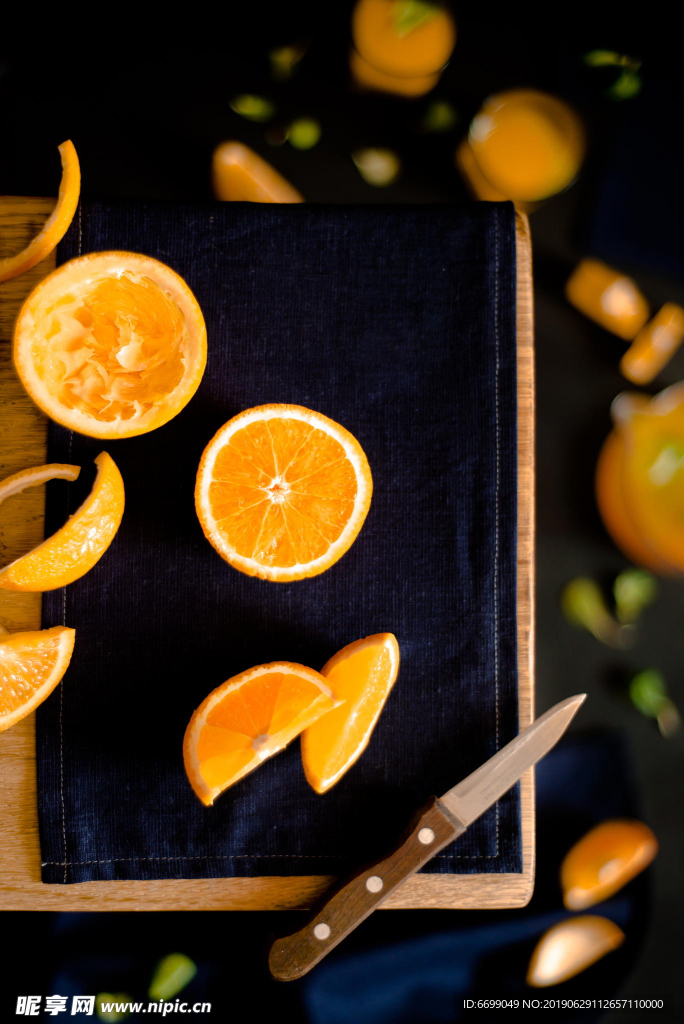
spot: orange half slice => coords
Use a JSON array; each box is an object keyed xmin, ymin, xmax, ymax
[
  {"xmin": 0, "ymin": 625, "xmax": 75, "ymax": 732},
  {"xmin": 302, "ymin": 632, "xmax": 400, "ymax": 793},
  {"xmin": 0, "ymin": 140, "xmax": 80, "ymax": 284},
  {"xmin": 195, "ymin": 404, "xmax": 373, "ymax": 582},
  {"xmin": 183, "ymin": 662, "xmax": 337, "ymax": 805},
  {"xmin": 0, "ymin": 452, "xmax": 124, "ymax": 592}
]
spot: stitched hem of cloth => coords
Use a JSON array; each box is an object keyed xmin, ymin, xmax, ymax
[{"xmin": 37, "ymin": 200, "xmax": 520, "ymax": 884}]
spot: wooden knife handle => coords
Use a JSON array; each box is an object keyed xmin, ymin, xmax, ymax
[{"xmin": 268, "ymin": 796, "xmax": 466, "ymax": 981}]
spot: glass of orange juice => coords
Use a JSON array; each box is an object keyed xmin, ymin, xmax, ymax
[
  {"xmin": 458, "ymin": 89, "xmax": 586, "ymax": 206},
  {"xmin": 350, "ymin": 0, "xmax": 456, "ymax": 98}
]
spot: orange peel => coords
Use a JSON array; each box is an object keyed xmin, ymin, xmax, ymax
[
  {"xmin": 13, "ymin": 251, "xmax": 207, "ymax": 440},
  {"xmin": 0, "ymin": 141, "xmax": 80, "ymax": 284},
  {"xmin": 0, "ymin": 452, "xmax": 124, "ymax": 592}
]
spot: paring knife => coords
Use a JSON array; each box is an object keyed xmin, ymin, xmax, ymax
[{"xmin": 269, "ymin": 693, "xmax": 586, "ymax": 982}]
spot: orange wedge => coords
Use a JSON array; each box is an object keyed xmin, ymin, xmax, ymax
[
  {"xmin": 0, "ymin": 141, "xmax": 80, "ymax": 284},
  {"xmin": 0, "ymin": 625, "xmax": 75, "ymax": 732},
  {"xmin": 183, "ymin": 662, "xmax": 337, "ymax": 805},
  {"xmin": 0, "ymin": 452, "xmax": 124, "ymax": 592},
  {"xmin": 13, "ymin": 251, "xmax": 207, "ymax": 439},
  {"xmin": 302, "ymin": 632, "xmax": 400, "ymax": 793},
  {"xmin": 561, "ymin": 819, "xmax": 658, "ymax": 910},
  {"xmin": 212, "ymin": 142, "xmax": 304, "ymax": 203},
  {"xmin": 526, "ymin": 916, "xmax": 625, "ymax": 987},
  {"xmin": 195, "ymin": 404, "xmax": 373, "ymax": 582}
]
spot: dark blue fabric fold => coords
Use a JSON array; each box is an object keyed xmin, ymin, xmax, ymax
[{"xmin": 37, "ymin": 199, "xmax": 519, "ymax": 883}]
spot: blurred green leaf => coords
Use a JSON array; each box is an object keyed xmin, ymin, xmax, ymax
[
  {"xmin": 148, "ymin": 954, "xmax": 197, "ymax": 1002},
  {"xmin": 629, "ymin": 669, "xmax": 668, "ymax": 718},
  {"xmin": 561, "ymin": 578, "xmax": 628, "ymax": 646},
  {"xmin": 288, "ymin": 118, "xmax": 321, "ymax": 150},
  {"xmin": 352, "ymin": 148, "xmax": 401, "ymax": 187},
  {"xmin": 269, "ymin": 44, "xmax": 306, "ymax": 81},
  {"xmin": 230, "ymin": 94, "xmax": 276, "ymax": 122},
  {"xmin": 394, "ymin": 0, "xmax": 439, "ymax": 38},
  {"xmin": 584, "ymin": 50, "xmax": 641, "ymax": 69},
  {"xmin": 96, "ymin": 994, "xmax": 130, "ymax": 1022},
  {"xmin": 608, "ymin": 69, "xmax": 642, "ymax": 100},
  {"xmin": 422, "ymin": 99, "xmax": 458, "ymax": 133},
  {"xmin": 613, "ymin": 569, "xmax": 657, "ymax": 624},
  {"xmin": 584, "ymin": 49, "xmax": 623, "ymax": 67}
]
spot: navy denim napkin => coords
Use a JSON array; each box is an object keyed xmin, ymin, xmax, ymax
[{"xmin": 37, "ymin": 199, "xmax": 519, "ymax": 883}]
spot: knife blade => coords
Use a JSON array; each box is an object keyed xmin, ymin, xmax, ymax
[{"xmin": 269, "ymin": 693, "xmax": 586, "ymax": 981}]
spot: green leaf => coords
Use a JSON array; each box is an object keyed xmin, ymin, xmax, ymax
[
  {"xmin": 230, "ymin": 94, "xmax": 276, "ymax": 122},
  {"xmin": 148, "ymin": 954, "xmax": 197, "ymax": 1002},
  {"xmin": 629, "ymin": 669, "xmax": 668, "ymax": 718},
  {"xmin": 422, "ymin": 99, "xmax": 458, "ymax": 133},
  {"xmin": 269, "ymin": 44, "xmax": 305, "ymax": 82},
  {"xmin": 287, "ymin": 118, "xmax": 321, "ymax": 150},
  {"xmin": 96, "ymin": 994, "xmax": 131, "ymax": 1022},
  {"xmin": 613, "ymin": 569, "xmax": 657, "ymax": 624},
  {"xmin": 608, "ymin": 69, "xmax": 642, "ymax": 101},
  {"xmin": 394, "ymin": 0, "xmax": 440, "ymax": 38},
  {"xmin": 561, "ymin": 578, "xmax": 628, "ymax": 646},
  {"xmin": 584, "ymin": 49, "xmax": 623, "ymax": 67}
]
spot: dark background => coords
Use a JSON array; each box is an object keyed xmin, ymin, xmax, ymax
[{"xmin": 1, "ymin": 4, "xmax": 683, "ymax": 1020}]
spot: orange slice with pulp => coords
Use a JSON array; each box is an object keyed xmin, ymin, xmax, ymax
[
  {"xmin": 184, "ymin": 662, "xmax": 337, "ymax": 805},
  {"xmin": 195, "ymin": 404, "xmax": 373, "ymax": 582},
  {"xmin": 13, "ymin": 251, "xmax": 207, "ymax": 439},
  {"xmin": 0, "ymin": 141, "xmax": 80, "ymax": 284},
  {"xmin": 0, "ymin": 452, "xmax": 124, "ymax": 592},
  {"xmin": 302, "ymin": 632, "xmax": 400, "ymax": 793},
  {"xmin": 0, "ymin": 624, "xmax": 75, "ymax": 732}
]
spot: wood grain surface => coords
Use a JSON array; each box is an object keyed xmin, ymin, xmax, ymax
[{"xmin": 0, "ymin": 199, "xmax": 535, "ymax": 910}]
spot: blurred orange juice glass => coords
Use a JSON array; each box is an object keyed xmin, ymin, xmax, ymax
[
  {"xmin": 460, "ymin": 89, "xmax": 585, "ymax": 204},
  {"xmin": 350, "ymin": 0, "xmax": 456, "ymax": 97}
]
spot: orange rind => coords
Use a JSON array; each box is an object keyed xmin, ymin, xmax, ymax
[
  {"xmin": 0, "ymin": 452, "xmax": 124, "ymax": 592},
  {"xmin": 13, "ymin": 251, "xmax": 207, "ymax": 440},
  {"xmin": 0, "ymin": 141, "xmax": 80, "ymax": 284}
]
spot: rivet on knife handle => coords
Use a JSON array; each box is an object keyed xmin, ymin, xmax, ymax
[{"xmin": 268, "ymin": 796, "xmax": 466, "ymax": 982}]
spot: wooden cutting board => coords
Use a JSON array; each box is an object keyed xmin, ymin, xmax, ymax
[{"xmin": 0, "ymin": 197, "xmax": 534, "ymax": 910}]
